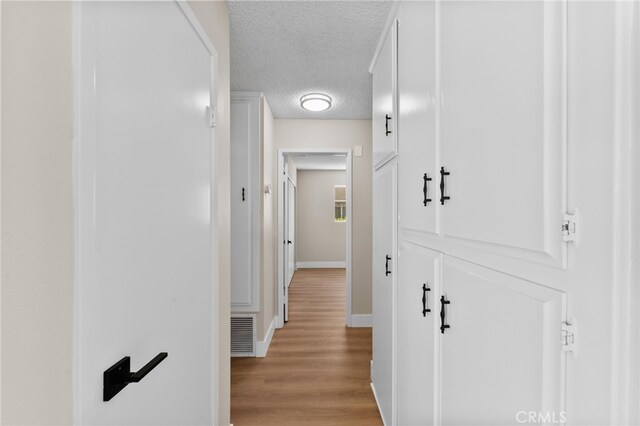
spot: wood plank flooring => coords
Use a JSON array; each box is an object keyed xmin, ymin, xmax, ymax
[{"xmin": 231, "ymin": 268, "xmax": 383, "ymax": 426}]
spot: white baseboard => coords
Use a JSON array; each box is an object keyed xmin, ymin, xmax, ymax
[
  {"xmin": 256, "ymin": 316, "xmax": 276, "ymax": 357},
  {"xmin": 296, "ymin": 261, "xmax": 346, "ymax": 268},
  {"xmin": 370, "ymin": 382, "xmax": 388, "ymax": 426},
  {"xmin": 349, "ymin": 314, "xmax": 372, "ymax": 328}
]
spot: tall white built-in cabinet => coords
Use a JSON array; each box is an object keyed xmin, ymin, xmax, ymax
[
  {"xmin": 371, "ymin": 1, "xmax": 638, "ymax": 425},
  {"xmin": 230, "ymin": 93, "xmax": 262, "ymax": 355}
]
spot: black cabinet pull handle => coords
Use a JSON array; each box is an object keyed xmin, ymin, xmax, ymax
[
  {"xmin": 242, "ymin": 187, "xmax": 246, "ymax": 201},
  {"xmin": 423, "ymin": 173, "xmax": 432, "ymax": 206},
  {"xmin": 440, "ymin": 296, "xmax": 450, "ymax": 334},
  {"xmin": 422, "ymin": 284, "xmax": 431, "ymax": 316},
  {"xmin": 385, "ymin": 114, "xmax": 392, "ymax": 136},
  {"xmin": 440, "ymin": 167, "xmax": 450, "ymax": 205},
  {"xmin": 385, "ymin": 255, "xmax": 391, "ymax": 276},
  {"xmin": 104, "ymin": 352, "xmax": 168, "ymax": 401}
]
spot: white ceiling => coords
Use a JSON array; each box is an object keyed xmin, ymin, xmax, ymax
[
  {"xmin": 228, "ymin": 1, "xmax": 392, "ymax": 120},
  {"xmin": 288, "ymin": 154, "xmax": 347, "ymax": 171}
]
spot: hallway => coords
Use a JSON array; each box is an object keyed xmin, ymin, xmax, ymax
[{"xmin": 231, "ymin": 269, "xmax": 382, "ymax": 426}]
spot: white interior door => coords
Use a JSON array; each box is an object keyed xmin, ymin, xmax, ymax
[
  {"xmin": 286, "ymin": 179, "xmax": 296, "ymax": 286},
  {"xmin": 283, "ymin": 179, "xmax": 290, "ymax": 322},
  {"xmin": 440, "ymin": 1, "xmax": 566, "ymax": 268},
  {"xmin": 397, "ymin": 241, "xmax": 440, "ymax": 426},
  {"xmin": 75, "ymin": 2, "xmax": 216, "ymax": 424},
  {"xmin": 372, "ymin": 162, "xmax": 396, "ymax": 425},
  {"xmin": 441, "ymin": 256, "xmax": 565, "ymax": 425}
]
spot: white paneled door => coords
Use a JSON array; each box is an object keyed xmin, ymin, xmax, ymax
[
  {"xmin": 397, "ymin": 242, "xmax": 440, "ymax": 426},
  {"xmin": 287, "ymin": 179, "xmax": 296, "ymax": 287},
  {"xmin": 372, "ymin": 162, "xmax": 396, "ymax": 425},
  {"xmin": 75, "ymin": 2, "xmax": 216, "ymax": 424},
  {"xmin": 441, "ymin": 256, "xmax": 565, "ymax": 425},
  {"xmin": 440, "ymin": 0, "xmax": 566, "ymax": 268}
]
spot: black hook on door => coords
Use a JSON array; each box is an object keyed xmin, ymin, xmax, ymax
[
  {"xmin": 385, "ymin": 255, "xmax": 391, "ymax": 276},
  {"xmin": 242, "ymin": 187, "xmax": 246, "ymax": 202},
  {"xmin": 103, "ymin": 352, "xmax": 168, "ymax": 401},
  {"xmin": 385, "ymin": 114, "xmax": 392, "ymax": 136}
]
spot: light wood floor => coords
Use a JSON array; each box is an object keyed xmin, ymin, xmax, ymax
[{"xmin": 231, "ymin": 268, "xmax": 383, "ymax": 426}]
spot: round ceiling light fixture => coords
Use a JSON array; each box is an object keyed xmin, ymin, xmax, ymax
[{"xmin": 300, "ymin": 93, "xmax": 332, "ymax": 112}]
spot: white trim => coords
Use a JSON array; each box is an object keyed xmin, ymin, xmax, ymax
[
  {"xmin": 296, "ymin": 261, "xmax": 346, "ymax": 269},
  {"xmin": 369, "ymin": 1, "xmax": 401, "ymax": 74},
  {"xmin": 277, "ymin": 149, "xmax": 353, "ymax": 329},
  {"xmin": 370, "ymin": 382, "xmax": 388, "ymax": 426},
  {"xmin": 610, "ymin": 1, "xmax": 640, "ymax": 424},
  {"xmin": 350, "ymin": 314, "xmax": 372, "ymax": 328},
  {"xmin": 255, "ymin": 316, "xmax": 277, "ymax": 358}
]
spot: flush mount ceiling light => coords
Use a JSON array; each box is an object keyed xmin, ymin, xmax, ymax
[{"xmin": 300, "ymin": 93, "xmax": 332, "ymax": 112}]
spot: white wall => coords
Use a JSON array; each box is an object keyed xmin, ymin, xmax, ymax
[
  {"xmin": 1, "ymin": 3, "xmax": 73, "ymax": 423},
  {"xmin": 1, "ymin": 2, "xmax": 232, "ymax": 424},
  {"xmin": 296, "ymin": 170, "xmax": 346, "ymax": 264},
  {"xmin": 258, "ymin": 97, "xmax": 276, "ymax": 342},
  {"xmin": 274, "ymin": 119, "xmax": 372, "ymax": 315}
]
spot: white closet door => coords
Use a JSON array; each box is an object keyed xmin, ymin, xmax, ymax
[
  {"xmin": 441, "ymin": 256, "xmax": 565, "ymax": 425},
  {"xmin": 76, "ymin": 2, "xmax": 216, "ymax": 423},
  {"xmin": 440, "ymin": 1, "xmax": 566, "ymax": 268},
  {"xmin": 230, "ymin": 95, "xmax": 259, "ymax": 311},
  {"xmin": 397, "ymin": 1, "xmax": 440, "ymax": 238},
  {"xmin": 372, "ymin": 21, "xmax": 397, "ymax": 170},
  {"xmin": 372, "ymin": 162, "xmax": 396, "ymax": 424},
  {"xmin": 397, "ymin": 241, "xmax": 440, "ymax": 426}
]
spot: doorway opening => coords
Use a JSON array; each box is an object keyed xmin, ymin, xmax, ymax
[{"xmin": 277, "ymin": 149, "xmax": 353, "ymax": 328}]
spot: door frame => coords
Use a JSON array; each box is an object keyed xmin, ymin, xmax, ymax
[
  {"xmin": 72, "ymin": 1, "xmax": 220, "ymax": 423},
  {"xmin": 277, "ymin": 149, "xmax": 353, "ymax": 328}
]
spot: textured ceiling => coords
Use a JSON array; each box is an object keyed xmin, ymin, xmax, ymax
[
  {"xmin": 229, "ymin": 1, "xmax": 392, "ymax": 119},
  {"xmin": 288, "ymin": 154, "xmax": 347, "ymax": 170}
]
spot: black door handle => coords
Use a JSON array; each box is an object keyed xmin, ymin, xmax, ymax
[
  {"xmin": 385, "ymin": 114, "xmax": 392, "ymax": 136},
  {"xmin": 440, "ymin": 167, "xmax": 450, "ymax": 205},
  {"xmin": 423, "ymin": 173, "xmax": 432, "ymax": 206},
  {"xmin": 242, "ymin": 187, "xmax": 246, "ymax": 201},
  {"xmin": 422, "ymin": 284, "xmax": 431, "ymax": 316},
  {"xmin": 385, "ymin": 255, "xmax": 391, "ymax": 276},
  {"xmin": 104, "ymin": 352, "xmax": 168, "ymax": 401},
  {"xmin": 287, "ymin": 240, "xmax": 292, "ymax": 245},
  {"xmin": 440, "ymin": 296, "xmax": 450, "ymax": 334}
]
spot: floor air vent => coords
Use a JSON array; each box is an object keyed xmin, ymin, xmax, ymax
[{"xmin": 231, "ymin": 314, "xmax": 256, "ymax": 357}]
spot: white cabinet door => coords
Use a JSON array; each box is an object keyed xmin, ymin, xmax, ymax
[
  {"xmin": 372, "ymin": 21, "xmax": 397, "ymax": 170},
  {"xmin": 440, "ymin": 1, "xmax": 566, "ymax": 268},
  {"xmin": 397, "ymin": 241, "xmax": 440, "ymax": 426},
  {"xmin": 397, "ymin": 1, "xmax": 440, "ymax": 238},
  {"xmin": 76, "ymin": 2, "xmax": 216, "ymax": 423},
  {"xmin": 441, "ymin": 256, "xmax": 565, "ymax": 425},
  {"xmin": 372, "ymin": 163, "xmax": 396, "ymax": 424},
  {"xmin": 230, "ymin": 94, "xmax": 260, "ymax": 311}
]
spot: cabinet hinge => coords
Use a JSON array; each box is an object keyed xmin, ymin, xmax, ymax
[
  {"xmin": 208, "ymin": 106, "xmax": 217, "ymax": 128},
  {"xmin": 561, "ymin": 321, "xmax": 577, "ymax": 353},
  {"xmin": 562, "ymin": 213, "xmax": 578, "ymax": 243}
]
